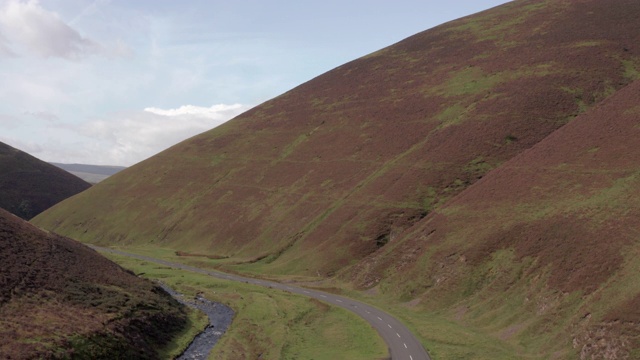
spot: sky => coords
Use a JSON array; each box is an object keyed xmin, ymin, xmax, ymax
[{"xmin": 0, "ymin": 0, "xmax": 510, "ymax": 166}]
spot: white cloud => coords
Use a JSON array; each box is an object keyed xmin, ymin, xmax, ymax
[
  {"xmin": 71, "ymin": 104, "xmax": 250, "ymax": 165},
  {"xmin": 107, "ymin": 38, "xmax": 133, "ymax": 58},
  {"xmin": 0, "ymin": 103, "xmax": 249, "ymax": 166},
  {"xmin": 0, "ymin": 113, "xmax": 20, "ymax": 128},
  {"xmin": 0, "ymin": 0, "xmax": 96, "ymax": 59},
  {"xmin": 144, "ymin": 103, "xmax": 249, "ymax": 119},
  {"xmin": 0, "ymin": 0, "xmax": 131, "ymax": 59},
  {"xmin": 68, "ymin": 0, "xmax": 111, "ymax": 27},
  {"xmin": 0, "ymin": 30, "xmax": 15, "ymax": 56},
  {"xmin": 24, "ymin": 110, "xmax": 59, "ymax": 122},
  {"xmin": 7, "ymin": 74, "xmax": 73, "ymax": 107},
  {"xmin": 0, "ymin": 136, "xmax": 43, "ymax": 154}
]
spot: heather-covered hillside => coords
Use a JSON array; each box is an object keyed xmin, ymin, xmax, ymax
[
  {"xmin": 349, "ymin": 78, "xmax": 640, "ymax": 358},
  {"xmin": 0, "ymin": 208, "xmax": 187, "ymax": 359},
  {"xmin": 0, "ymin": 142, "xmax": 91, "ymax": 220},
  {"xmin": 33, "ymin": 0, "xmax": 640, "ymax": 278}
]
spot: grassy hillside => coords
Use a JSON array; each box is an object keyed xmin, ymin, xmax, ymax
[
  {"xmin": 0, "ymin": 142, "xmax": 91, "ymax": 220},
  {"xmin": 0, "ymin": 208, "xmax": 189, "ymax": 359},
  {"xmin": 33, "ymin": 0, "xmax": 640, "ymax": 279}
]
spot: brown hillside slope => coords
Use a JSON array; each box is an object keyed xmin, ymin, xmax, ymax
[
  {"xmin": 0, "ymin": 142, "xmax": 91, "ymax": 220},
  {"xmin": 349, "ymin": 78, "xmax": 640, "ymax": 358},
  {"xmin": 33, "ymin": 0, "xmax": 640, "ymax": 277},
  {"xmin": 0, "ymin": 209, "xmax": 187, "ymax": 359}
]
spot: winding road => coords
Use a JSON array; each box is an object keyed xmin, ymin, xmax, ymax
[{"xmin": 90, "ymin": 245, "xmax": 431, "ymax": 360}]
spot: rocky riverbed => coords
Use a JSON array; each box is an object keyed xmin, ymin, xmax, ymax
[{"xmin": 159, "ymin": 284, "xmax": 234, "ymax": 360}]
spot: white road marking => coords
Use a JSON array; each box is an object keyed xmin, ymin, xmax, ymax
[
  {"xmin": 377, "ymin": 316, "xmax": 383, "ymax": 321},
  {"xmin": 388, "ymin": 324, "xmax": 392, "ymax": 328},
  {"xmin": 303, "ymin": 291, "xmax": 310, "ymax": 294},
  {"xmin": 404, "ymin": 343, "xmax": 407, "ymax": 348},
  {"xmin": 410, "ymin": 356, "xmax": 413, "ymax": 360},
  {"xmin": 320, "ymin": 294, "xmax": 327, "ymax": 298},
  {"xmin": 397, "ymin": 333, "xmax": 401, "ymax": 338},
  {"xmin": 336, "ymin": 299, "xmax": 343, "ymax": 302}
]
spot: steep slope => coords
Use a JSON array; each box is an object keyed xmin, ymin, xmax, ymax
[
  {"xmin": 0, "ymin": 208, "xmax": 187, "ymax": 359},
  {"xmin": 33, "ymin": 0, "xmax": 640, "ymax": 278},
  {"xmin": 349, "ymin": 78, "xmax": 640, "ymax": 357},
  {"xmin": 0, "ymin": 142, "xmax": 91, "ymax": 220}
]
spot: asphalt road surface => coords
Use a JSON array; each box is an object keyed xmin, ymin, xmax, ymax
[{"xmin": 91, "ymin": 245, "xmax": 431, "ymax": 360}]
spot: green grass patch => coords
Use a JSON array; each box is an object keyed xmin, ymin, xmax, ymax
[
  {"xmin": 464, "ymin": 156, "xmax": 494, "ymax": 174},
  {"xmin": 97, "ymin": 251, "xmax": 388, "ymax": 360},
  {"xmin": 158, "ymin": 307, "xmax": 209, "ymax": 359},
  {"xmin": 436, "ymin": 103, "xmax": 474, "ymax": 128},
  {"xmin": 621, "ymin": 58, "xmax": 640, "ymax": 80},
  {"xmin": 572, "ymin": 40, "xmax": 603, "ymax": 48},
  {"xmin": 334, "ymin": 286, "xmax": 530, "ymax": 359},
  {"xmin": 278, "ymin": 133, "xmax": 310, "ymax": 160},
  {"xmin": 319, "ymin": 255, "xmax": 585, "ymax": 359},
  {"xmin": 447, "ymin": 0, "xmax": 548, "ymax": 45},
  {"xmin": 428, "ymin": 66, "xmax": 504, "ymax": 97}
]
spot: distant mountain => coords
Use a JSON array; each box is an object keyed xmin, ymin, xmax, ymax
[
  {"xmin": 0, "ymin": 208, "xmax": 187, "ymax": 359},
  {"xmin": 0, "ymin": 142, "xmax": 91, "ymax": 220},
  {"xmin": 50, "ymin": 162, "xmax": 126, "ymax": 184},
  {"xmin": 33, "ymin": 0, "xmax": 640, "ymax": 357}
]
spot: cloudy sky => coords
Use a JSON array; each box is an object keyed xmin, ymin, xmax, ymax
[{"xmin": 0, "ymin": 0, "xmax": 509, "ymax": 166}]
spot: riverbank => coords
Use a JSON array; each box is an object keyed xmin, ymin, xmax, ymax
[{"xmin": 158, "ymin": 283, "xmax": 235, "ymax": 360}]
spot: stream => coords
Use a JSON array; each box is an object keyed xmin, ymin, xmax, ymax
[{"xmin": 158, "ymin": 283, "xmax": 235, "ymax": 360}]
